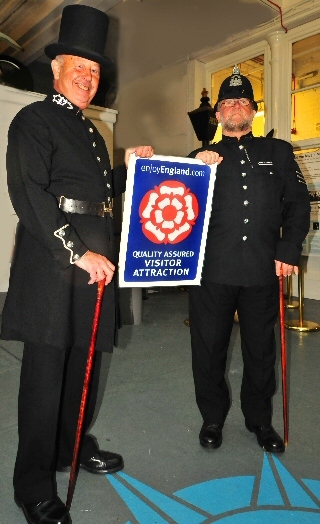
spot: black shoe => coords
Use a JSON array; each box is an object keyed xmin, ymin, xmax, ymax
[
  {"xmin": 58, "ymin": 450, "xmax": 124, "ymax": 474},
  {"xmin": 15, "ymin": 494, "xmax": 72, "ymax": 524},
  {"xmin": 199, "ymin": 423, "xmax": 223, "ymax": 449},
  {"xmin": 245, "ymin": 422, "xmax": 285, "ymax": 453}
]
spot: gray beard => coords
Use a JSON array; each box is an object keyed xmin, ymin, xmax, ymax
[{"xmin": 220, "ymin": 113, "xmax": 253, "ymax": 133}]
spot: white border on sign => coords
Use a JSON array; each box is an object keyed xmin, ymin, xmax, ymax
[{"xmin": 118, "ymin": 154, "xmax": 217, "ymax": 287}]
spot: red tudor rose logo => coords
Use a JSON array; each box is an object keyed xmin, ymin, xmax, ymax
[{"xmin": 139, "ymin": 180, "xmax": 199, "ymax": 244}]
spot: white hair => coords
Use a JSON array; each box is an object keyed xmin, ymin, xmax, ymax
[{"xmin": 55, "ymin": 55, "xmax": 65, "ymax": 65}]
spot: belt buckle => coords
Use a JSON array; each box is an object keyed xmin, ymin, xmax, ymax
[
  {"xmin": 103, "ymin": 200, "xmax": 113, "ymax": 218},
  {"xmin": 59, "ymin": 195, "xmax": 66, "ymax": 208}
]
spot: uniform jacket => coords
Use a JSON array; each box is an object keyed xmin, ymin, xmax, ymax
[
  {"xmin": 189, "ymin": 132, "xmax": 310, "ymax": 286},
  {"xmin": 1, "ymin": 89, "xmax": 127, "ymax": 352}
]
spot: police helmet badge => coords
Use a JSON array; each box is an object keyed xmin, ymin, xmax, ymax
[
  {"xmin": 216, "ymin": 65, "xmax": 258, "ymax": 111},
  {"xmin": 229, "ymin": 66, "xmax": 243, "ymax": 87}
]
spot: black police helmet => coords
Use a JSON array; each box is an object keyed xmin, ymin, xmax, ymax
[{"xmin": 216, "ymin": 66, "xmax": 258, "ymax": 111}]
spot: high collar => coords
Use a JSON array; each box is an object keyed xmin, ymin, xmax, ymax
[
  {"xmin": 221, "ymin": 131, "xmax": 254, "ymax": 143},
  {"xmin": 45, "ymin": 89, "xmax": 83, "ymax": 117}
]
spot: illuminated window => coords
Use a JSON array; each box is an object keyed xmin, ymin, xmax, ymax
[
  {"xmin": 291, "ymin": 34, "xmax": 320, "ymax": 141},
  {"xmin": 211, "ymin": 55, "xmax": 265, "ymax": 142}
]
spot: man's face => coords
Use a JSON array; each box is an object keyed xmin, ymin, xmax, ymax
[
  {"xmin": 52, "ymin": 55, "xmax": 100, "ymax": 110},
  {"xmin": 216, "ymin": 98, "xmax": 256, "ymax": 134}
]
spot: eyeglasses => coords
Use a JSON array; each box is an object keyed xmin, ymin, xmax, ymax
[{"xmin": 220, "ymin": 98, "xmax": 251, "ymax": 107}]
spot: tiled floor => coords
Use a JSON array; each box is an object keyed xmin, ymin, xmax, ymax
[{"xmin": 1, "ymin": 287, "xmax": 320, "ymax": 523}]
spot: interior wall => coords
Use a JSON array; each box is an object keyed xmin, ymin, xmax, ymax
[{"xmin": 114, "ymin": 62, "xmax": 192, "ymax": 157}]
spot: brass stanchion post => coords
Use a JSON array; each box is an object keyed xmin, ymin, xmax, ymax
[
  {"xmin": 285, "ymin": 259, "xmax": 320, "ymax": 332},
  {"xmin": 285, "ymin": 275, "xmax": 299, "ymax": 309}
]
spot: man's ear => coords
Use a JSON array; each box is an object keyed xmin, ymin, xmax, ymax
[
  {"xmin": 215, "ymin": 111, "xmax": 221, "ymax": 123},
  {"xmin": 51, "ymin": 59, "xmax": 61, "ymax": 80}
]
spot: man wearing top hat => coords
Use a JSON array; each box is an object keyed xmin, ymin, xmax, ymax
[
  {"xmin": 1, "ymin": 5, "xmax": 153, "ymax": 524},
  {"xmin": 188, "ymin": 67, "xmax": 310, "ymax": 453}
]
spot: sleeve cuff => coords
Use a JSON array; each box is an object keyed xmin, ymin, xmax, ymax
[
  {"xmin": 53, "ymin": 224, "xmax": 88, "ymax": 268},
  {"xmin": 275, "ymin": 239, "xmax": 302, "ymax": 266}
]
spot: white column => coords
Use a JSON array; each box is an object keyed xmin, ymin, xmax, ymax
[{"xmin": 267, "ymin": 31, "xmax": 291, "ymax": 141}]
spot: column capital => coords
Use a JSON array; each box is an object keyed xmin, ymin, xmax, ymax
[{"xmin": 267, "ymin": 30, "xmax": 286, "ymax": 47}]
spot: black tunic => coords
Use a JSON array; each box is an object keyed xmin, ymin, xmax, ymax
[
  {"xmin": 1, "ymin": 89, "xmax": 126, "ymax": 352},
  {"xmin": 189, "ymin": 132, "xmax": 310, "ymax": 286}
]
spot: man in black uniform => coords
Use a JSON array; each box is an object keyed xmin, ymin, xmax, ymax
[
  {"xmin": 1, "ymin": 5, "xmax": 153, "ymax": 524},
  {"xmin": 188, "ymin": 67, "xmax": 310, "ymax": 454}
]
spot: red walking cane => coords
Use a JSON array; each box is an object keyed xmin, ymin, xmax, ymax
[
  {"xmin": 66, "ymin": 278, "xmax": 106, "ymax": 509},
  {"xmin": 279, "ymin": 271, "xmax": 289, "ymax": 446}
]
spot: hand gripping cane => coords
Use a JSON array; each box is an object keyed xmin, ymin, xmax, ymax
[
  {"xmin": 66, "ymin": 278, "xmax": 106, "ymax": 509},
  {"xmin": 279, "ymin": 271, "xmax": 289, "ymax": 446}
]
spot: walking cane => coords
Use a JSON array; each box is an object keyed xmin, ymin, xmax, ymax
[
  {"xmin": 279, "ymin": 271, "xmax": 289, "ymax": 446},
  {"xmin": 66, "ymin": 278, "xmax": 106, "ymax": 509}
]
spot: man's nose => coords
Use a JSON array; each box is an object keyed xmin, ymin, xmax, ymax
[{"xmin": 82, "ymin": 68, "xmax": 92, "ymax": 80}]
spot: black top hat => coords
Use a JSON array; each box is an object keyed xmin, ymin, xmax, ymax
[
  {"xmin": 216, "ymin": 66, "xmax": 258, "ymax": 111},
  {"xmin": 45, "ymin": 5, "xmax": 112, "ymax": 69}
]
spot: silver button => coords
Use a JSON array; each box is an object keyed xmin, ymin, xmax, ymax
[
  {"xmin": 244, "ymin": 200, "xmax": 249, "ymax": 206},
  {"xmin": 59, "ymin": 230, "xmax": 65, "ymax": 237},
  {"xmin": 97, "ymin": 157, "xmax": 101, "ymax": 162},
  {"xmin": 93, "ymin": 142, "xmax": 96, "ymax": 147},
  {"xmin": 241, "ymin": 160, "xmax": 245, "ymax": 164},
  {"xmin": 82, "ymin": 116, "xmax": 85, "ymax": 121},
  {"xmin": 104, "ymin": 170, "xmax": 107, "ymax": 175},
  {"xmin": 107, "ymin": 183, "xmax": 111, "ymax": 188},
  {"xmin": 239, "ymin": 145, "xmax": 244, "ymax": 149},
  {"xmin": 242, "ymin": 173, "xmax": 246, "ymax": 177},
  {"xmin": 243, "ymin": 185, "xmax": 247, "ymax": 190},
  {"xmin": 89, "ymin": 128, "xmax": 94, "ymax": 133},
  {"xmin": 67, "ymin": 241, "xmax": 74, "ymax": 248},
  {"xmin": 73, "ymin": 254, "xmax": 80, "ymax": 261},
  {"xmin": 270, "ymin": 171, "xmax": 273, "ymax": 174},
  {"xmin": 244, "ymin": 218, "xmax": 249, "ymax": 224},
  {"xmin": 243, "ymin": 236, "xmax": 247, "ymax": 241}
]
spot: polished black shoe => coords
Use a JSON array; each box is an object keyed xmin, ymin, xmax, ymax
[
  {"xmin": 15, "ymin": 494, "xmax": 71, "ymax": 524},
  {"xmin": 245, "ymin": 422, "xmax": 285, "ymax": 453},
  {"xmin": 199, "ymin": 423, "xmax": 223, "ymax": 449},
  {"xmin": 58, "ymin": 450, "xmax": 124, "ymax": 474}
]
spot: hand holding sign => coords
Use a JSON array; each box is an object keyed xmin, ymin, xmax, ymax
[{"xmin": 124, "ymin": 145, "xmax": 154, "ymax": 168}]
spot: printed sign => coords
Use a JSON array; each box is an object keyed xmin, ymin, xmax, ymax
[
  {"xmin": 295, "ymin": 150, "xmax": 320, "ymax": 256},
  {"xmin": 119, "ymin": 155, "xmax": 216, "ymax": 287}
]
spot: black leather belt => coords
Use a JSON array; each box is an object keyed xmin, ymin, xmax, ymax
[{"xmin": 58, "ymin": 196, "xmax": 113, "ymax": 218}]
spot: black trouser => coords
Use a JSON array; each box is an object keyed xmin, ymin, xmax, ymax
[
  {"xmin": 189, "ymin": 280, "xmax": 279, "ymax": 426},
  {"xmin": 13, "ymin": 343, "xmax": 102, "ymax": 503}
]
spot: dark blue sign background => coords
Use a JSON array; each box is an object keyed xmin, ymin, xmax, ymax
[{"xmin": 122, "ymin": 157, "xmax": 213, "ymax": 285}]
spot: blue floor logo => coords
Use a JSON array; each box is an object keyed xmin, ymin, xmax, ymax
[{"xmin": 106, "ymin": 453, "xmax": 320, "ymax": 523}]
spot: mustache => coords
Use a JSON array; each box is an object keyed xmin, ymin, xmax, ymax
[{"xmin": 229, "ymin": 109, "xmax": 245, "ymax": 116}]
